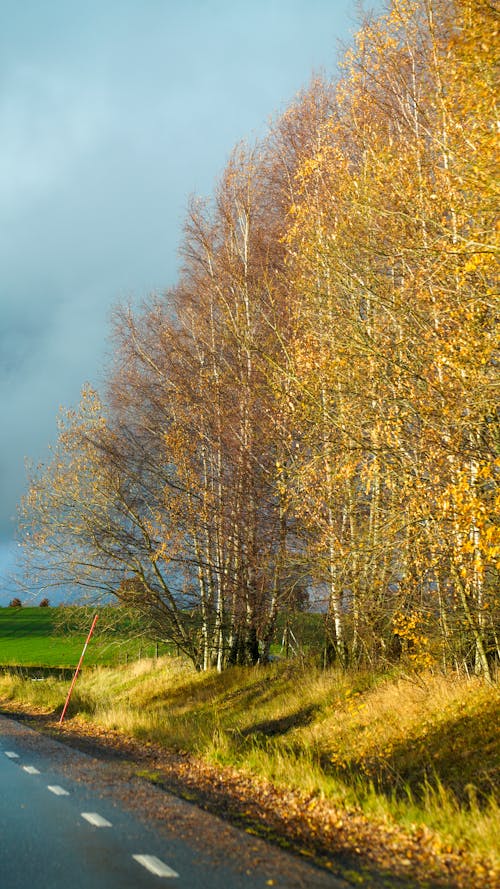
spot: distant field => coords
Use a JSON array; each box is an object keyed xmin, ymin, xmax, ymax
[
  {"xmin": 0, "ymin": 605, "xmax": 325, "ymax": 669},
  {"xmin": 0, "ymin": 607, "xmax": 167, "ymax": 667}
]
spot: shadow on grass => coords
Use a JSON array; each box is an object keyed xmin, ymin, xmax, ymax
[
  {"xmin": 381, "ymin": 700, "xmax": 499, "ymax": 803},
  {"xmin": 239, "ymin": 704, "xmax": 318, "ymax": 738},
  {"xmin": 321, "ymin": 699, "xmax": 499, "ymax": 806},
  {"xmin": 135, "ymin": 668, "xmax": 286, "ymax": 714}
]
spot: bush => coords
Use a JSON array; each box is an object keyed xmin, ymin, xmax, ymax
[{"xmin": 39, "ymin": 598, "xmax": 50, "ymax": 607}]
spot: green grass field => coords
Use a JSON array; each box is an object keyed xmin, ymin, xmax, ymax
[
  {"xmin": 0, "ymin": 607, "xmax": 167, "ymax": 667},
  {"xmin": 0, "ymin": 606, "xmax": 325, "ymax": 669}
]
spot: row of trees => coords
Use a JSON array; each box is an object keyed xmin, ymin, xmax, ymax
[{"xmin": 19, "ymin": 0, "xmax": 498, "ymax": 676}]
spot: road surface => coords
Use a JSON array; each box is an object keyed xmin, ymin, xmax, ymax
[{"xmin": 0, "ymin": 713, "xmax": 345, "ymax": 889}]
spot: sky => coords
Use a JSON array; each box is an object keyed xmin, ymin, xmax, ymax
[{"xmin": 0, "ymin": 0, "xmax": 377, "ymax": 603}]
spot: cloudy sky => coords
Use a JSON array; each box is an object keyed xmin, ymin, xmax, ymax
[{"xmin": 0, "ymin": 0, "xmax": 376, "ymax": 601}]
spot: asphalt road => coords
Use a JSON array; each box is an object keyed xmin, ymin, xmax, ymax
[{"xmin": 0, "ymin": 714, "xmax": 345, "ymax": 889}]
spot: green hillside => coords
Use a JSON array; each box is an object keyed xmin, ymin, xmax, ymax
[{"xmin": 0, "ymin": 606, "xmax": 166, "ymax": 667}]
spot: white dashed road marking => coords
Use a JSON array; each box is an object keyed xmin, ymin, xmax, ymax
[
  {"xmin": 0, "ymin": 742, "xmax": 182, "ymax": 881},
  {"xmin": 132, "ymin": 855, "xmax": 179, "ymax": 878},
  {"xmin": 81, "ymin": 812, "xmax": 112, "ymax": 827}
]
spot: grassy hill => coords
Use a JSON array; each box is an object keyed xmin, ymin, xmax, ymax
[{"xmin": 0, "ymin": 606, "xmax": 169, "ymax": 667}]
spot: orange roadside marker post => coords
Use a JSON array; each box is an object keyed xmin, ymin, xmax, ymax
[{"xmin": 58, "ymin": 613, "xmax": 98, "ymax": 726}]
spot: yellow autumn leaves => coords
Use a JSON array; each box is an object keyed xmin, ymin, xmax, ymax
[{"xmin": 18, "ymin": 0, "xmax": 499, "ymax": 676}]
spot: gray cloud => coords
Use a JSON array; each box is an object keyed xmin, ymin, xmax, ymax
[{"xmin": 0, "ymin": 0, "xmax": 371, "ymax": 595}]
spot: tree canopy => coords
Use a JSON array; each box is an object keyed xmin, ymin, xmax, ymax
[{"xmin": 19, "ymin": 0, "xmax": 499, "ymax": 676}]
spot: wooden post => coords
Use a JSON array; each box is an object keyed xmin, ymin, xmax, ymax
[{"xmin": 58, "ymin": 614, "xmax": 98, "ymax": 725}]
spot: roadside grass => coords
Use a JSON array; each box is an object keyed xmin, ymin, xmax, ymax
[{"xmin": 0, "ymin": 654, "xmax": 498, "ymax": 871}]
